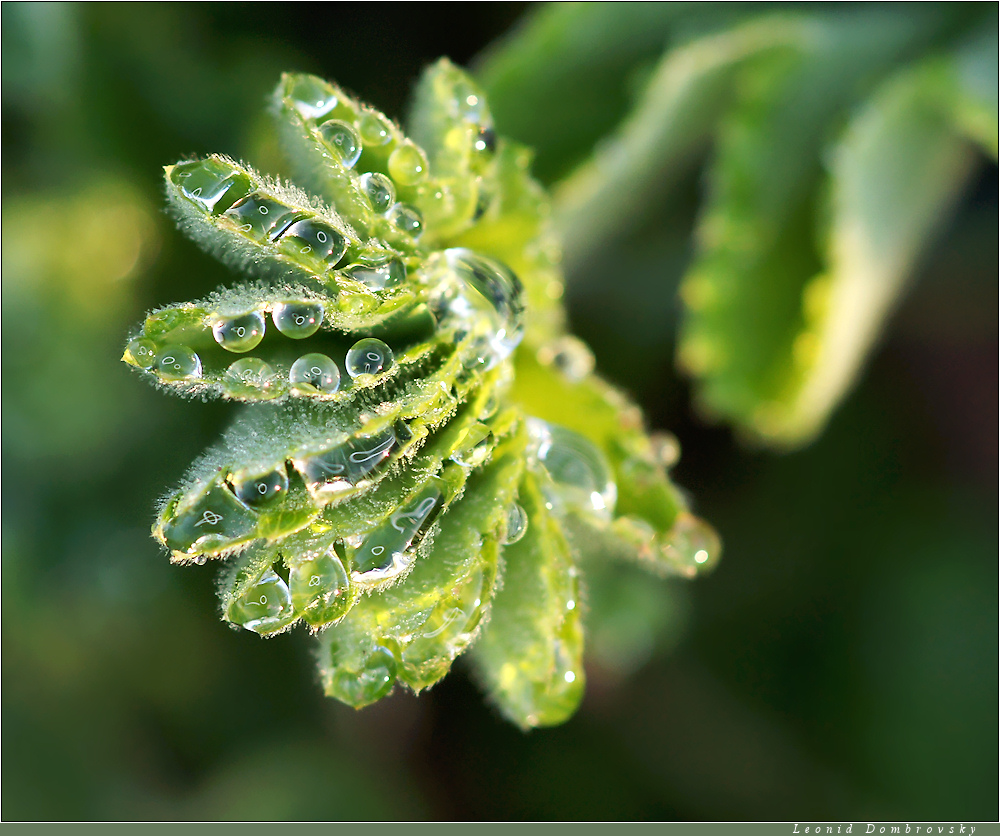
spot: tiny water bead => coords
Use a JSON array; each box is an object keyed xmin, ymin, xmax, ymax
[
  {"xmin": 387, "ymin": 203, "xmax": 423, "ymax": 237},
  {"xmin": 661, "ymin": 512, "xmax": 722, "ymax": 576},
  {"xmin": 538, "ymin": 335, "xmax": 595, "ymax": 382},
  {"xmin": 124, "ymin": 337, "xmax": 157, "ymax": 369},
  {"xmin": 345, "ymin": 258, "xmax": 406, "ymax": 291},
  {"xmin": 290, "ymin": 353, "xmax": 341, "ymax": 394},
  {"xmin": 503, "ymin": 503, "xmax": 528, "ymax": 544},
  {"xmin": 272, "ymin": 301, "xmax": 324, "ymax": 339},
  {"xmin": 388, "ymin": 141, "xmax": 428, "ymax": 186},
  {"xmin": 474, "ymin": 127, "xmax": 497, "ymax": 154},
  {"xmin": 318, "ymin": 120, "xmax": 362, "ymax": 168},
  {"xmin": 286, "ymin": 74, "xmax": 340, "ymax": 120},
  {"xmin": 225, "ymin": 193, "xmax": 300, "ymax": 240},
  {"xmin": 346, "ymin": 338, "xmax": 394, "ymax": 378},
  {"xmin": 277, "ymin": 218, "xmax": 347, "ymax": 266},
  {"xmin": 227, "ymin": 570, "xmax": 294, "ymax": 635},
  {"xmin": 154, "ymin": 345, "xmax": 202, "ymax": 381},
  {"xmin": 170, "ymin": 158, "xmax": 252, "ymax": 214},
  {"xmin": 359, "ymin": 172, "xmax": 395, "ymax": 214},
  {"xmin": 453, "ymin": 80, "xmax": 488, "ymax": 124},
  {"xmin": 224, "ymin": 358, "xmax": 279, "ymax": 398},
  {"xmin": 232, "ymin": 466, "xmax": 289, "ymax": 508},
  {"xmin": 358, "ymin": 108, "xmax": 394, "ymax": 146},
  {"xmin": 212, "ymin": 311, "xmax": 266, "ymax": 352}
]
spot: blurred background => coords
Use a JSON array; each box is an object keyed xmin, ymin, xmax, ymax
[{"xmin": 2, "ymin": 2, "xmax": 996, "ymax": 821}]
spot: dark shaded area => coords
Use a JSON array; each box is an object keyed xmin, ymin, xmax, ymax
[{"xmin": 2, "ymin": 2, "xmax": 996, "ymax": 822}]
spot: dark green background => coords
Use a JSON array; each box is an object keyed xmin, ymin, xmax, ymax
[{"xmin": 2, "ymin": 3, "xmax": 996, "ymax": 821}]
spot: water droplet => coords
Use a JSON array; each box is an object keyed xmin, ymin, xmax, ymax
[
  {"xmin": 357, "ymin": 108, "xmax": 394, "ymax": 146},
  {"xmin": 224, "ymin": 357, "xmax": 279, "ymax": 399},
  {"xmin": 224, "ymin": 193, "xmax": 301, "ymax": 240},
  {"xmin": 212, "ymin": 311, "xmax": 265, "ymax": 352},
  {"xmin": 154, "ymin": 345, "xmax": 202, "ymax": 381},
  {"xmin": 474, "ymin": 126, "xmax": 496, "ymax": 153},
  {"xmin": 444, "ymin": 248, "xmax": 525, "ymax": 367},
  {"xmin": 353, "ymin": 486, "xmax": 442, "ymax": 582},
  {"xmin": 227, "ymin": 570, "xmax": 293, "ymax": 634},
  {"xmin": 124, "ymin": 337, "xmax": 157, "ymax": 369},
  {"xmin": 503, "ymin": 503, "xmax": 528, "ymax": 544},
  {"xmin": 538, "ymin": 335, "xmax": 595, "ymax": 382},
  {"xmin": 272, "ymin": 301, "xmax": 323, "ymax": 339},
  {"xmin": 387, "ymin": 141, "xmax": 427, "ymax": 186},
  {"xmin": 318, "ymin": 119, "xmax": 362, "ymax": 168},
  {"xmin": 529, "ymin": 419, "xmax": 617, "ymax": 519},
  {"xmin": 387, "ymin": 202, "xmax": 423, "ymax": 237},
  {"xmin": 158, "ymin": 484, "xmax": 256, "ymax": 556},
  {"xmin": 324, "ymin": 643, "xmax": 397, "ymax": 707},
  {"xmin": 345, "ymin": 338, "xmax": 394, "ymax": 377},
  {"xmin": 358, "ymin": 172, "xmax": 395, "ymax": 214},
  {"xmin": 297, "ymin": 426, "xmax": 403, "ymax": 498},
  {"xmin": 290, "ymin": 353, "xmax": 341, "ymax": 394},
  {"xmin": 344, "ymin": 258, "xmax": 406, "ymax": 291},
  {"xmin": 649, "ymin": 432, "xmax": 681, "ymax": 469},
  {"xmin": 286, "ymin": 75, "xmax": 340, "ymax": 120},
  {"xmin": 289, "ymin": 549, "xmax": 353, "ymax": 621},
  {"xmin": 231, "ymin": 465, "xmax": 288, "ymax": 508},
  {"xmin": 170, "ymin": 158, "xmax": 252, "ymax": 214},
  {"xmin": 277, "ymin": 218, "xmax": 347, "ymax": 266},
  {"xmin": 453, "ymin": 81, "xmax": 487, "ymax": 123},
  {"xmin": 661, "ymin": 512, "xmax": 721, "ymax": 575},
  {"xmin": 449, "ymin": 422, "xmax": 494, "ymax": 468}
]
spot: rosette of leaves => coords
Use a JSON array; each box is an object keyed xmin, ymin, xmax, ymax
[{"xmin": 122, "ymin": 60, "xmax": 719, "ymax": 728}]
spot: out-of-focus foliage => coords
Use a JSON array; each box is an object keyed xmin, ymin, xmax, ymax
[
  {"xmin": 480, "ymin": 2, "xmax": 997, "ymax": 445},
  {"xmin": 2, "ymin": 2, "xmax": 996, "ymax": 822}
]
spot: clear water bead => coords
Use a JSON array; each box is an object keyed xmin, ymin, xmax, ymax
[
  {"xmin": 345, "ymin": 338, "xmax": 394, "ymax": 378},
  {"xmin": 277, "ymin": 218, "xmax": 347, "ymax": 266},
  {"xmin": 224, "ymin": 358, "xmax": 278, "ymax": 399},
  {"xmin": 170, "ymin": 158, "xmax": 251, "ymax": 214},
  {"xmin": 213, "ymin": 311, "xmax": 265, "ymax": 352},
  {"xmin": 154, "ymin": 346, "xmax": 201, "ymax": 381},
  {"xmin": 272, "ymin": 301, "xmax": 323, "ymax": 339},
  {"xmin": 124, "ymin": 337, "xmax": 157, "ymax": 369},
  {"xmin": 232, "ymin": 466, "xmax": 288, "ymax": 508},
  {"xmin": 318, "ymin": 119, "xmax": 362, "ymax": 168},
  {"xmin": 228, "ymin": 570, "xmax": 293, "ymax": 635},
  {"xmin": 538, "ymin": 335, "xmax": 595, "ymax": 382},
  {"xmin": 529, "ymin": 419, "xmax": 617, "ymax": 520},
  {"xmin": 286, "ymin": 75, "xmax": 339, "ymax": 120},
  {"xmin": 388, "ymin": 141, "xmax": 427, "ymax": 186},
  {"xmin": 345, "ymin": 258, "xmax": 406, "ymax": 291},
  {"xmin": 359, "ymin": 172, "xmax": 395, "ymax": 214},
  {"xmin": 358, "ymin": 108, "xmax": 394, "ymax": 146},
  {"xmin": 290, "ymin": 353, "xmax": 341, "ymax": 394},
  {"xmin": 388, "ymin": 202, "xmax": 423, "ymax": 237},
  {"xmin": 503, "ymin": 503, "xmax": 529, "ymax": 544},
  {"xmin": 289, "ymin": 549, "xmax": 352, "ymax": 620}
]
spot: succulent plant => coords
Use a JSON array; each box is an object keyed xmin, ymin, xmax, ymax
[{"xmin": 122, "ymin": 59, "xmax": 719, "ymax": 728}]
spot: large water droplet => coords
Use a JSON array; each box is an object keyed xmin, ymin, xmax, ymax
[
  {"xmin": 445, "ymin": 248, "xmax": 524, "ymax": 367},
  {"xmin": 224, "ymin": 358, "xmax": 278, "ymax": 399},
  {"xmin": 449, "ymin": 422, "xmax": 494, "ymax": 468},
  {"xmin": 297, "ymin": 426, "xmax": 402, "ymax": 498},
  {"xmin": 318, "ymin": 120, "xmax": 362, "ymax": 168},
  {"xmin": 529, "ymin": 419, "xmax": 616, "ymax": 520},
  {"xmin": 359, "ymin": 172, "xmax": 395, "ymax": 214},
  {"xmin": 289, "ymin": 549, "xmax": 353, "ymax": 623},
  {"xmin": 388, "ymin": 141, "xmax": 427, "ymax": 186},
  {"xmin": 224, "ymin": 193, "xmax": 300, "ymax": 240},
  {"xmin": 158, "ymin": 484, "xmax": 256, "ymax": 556},
  {"xmin": 272, "ymin": 301, "xmax": 323, "ymax": 339},
  {"xmin": 286, "ymin": 75, "xmax": 340, "ymax": 120},
  {"xmin": 345, "ymin": 338, "xmax": 394, "ymax": 377},
  {"xmin": 503, "ymin": 503, "xmax": 528, "ymax": 544},
  {"xmin": 290, "ymin": 353, "xmax": 341, "ymax": 394},
  {"xmin": 228, "ymin": 570, "xmax": 294, "ymax": 635},
  {"xmin": 344, "ymin": 258, "xmax": 406, "ymax": 291},
  {"xmin": 213, "ymin": 311, "xmax": 265, "ymax": 352},
  {"xmin": 387, "ymin": 202, "xmax": 423, "ymax": 237},
  {"xmin": 324, "ymin": 643, "xmax": 397, "ymax": 707},
  {"xmin": 231, "ymin": 465, "xmax": 288, "ymax": 508},
  {"xmin": 154, "ymin": 345, "xmax": 202, "ymax": 381},
  {"xmin": 353, "ymin": 485, "xmax": 442, "ymax": 583},
  {"xmin": 357, "ymin": 108, "xmax": 394, "ymax": 146},
  {"xmin": 170, "ymin": 158, "xmax": 252, "ymax": 214},
  {"xmin": 124, "ymin": 337, "xmax": 157, "ymax": 369},
  {"xmin": 277, "ymin": 218, "xmax": 347, "ymax": 266}
]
